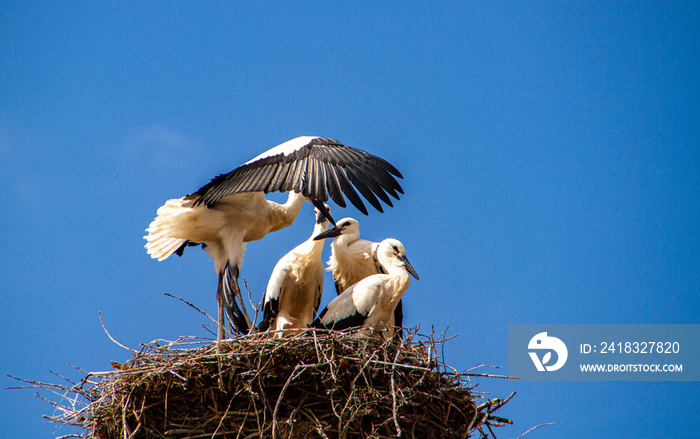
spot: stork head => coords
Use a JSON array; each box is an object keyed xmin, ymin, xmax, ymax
[
  {"xmin": 377, "ymin": 238, "xmax": 420, "ymax": 280},
  {"xmin": 314, "ymin": 204, "xmax": 332, "ymax": 226},
  {"xmin": 309, "ymin": 198, "xmax": 336, "ymax": 227},
  {"xmin": 312, "ymin": 217, "xmax": 359, "ymax": 241}
]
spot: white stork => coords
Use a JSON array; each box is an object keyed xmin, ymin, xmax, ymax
[
  {"xmin": 144, "ymin": 136, "xmax": 404, "ymax": 342},
  {"xmin": 257, "ymin": 206, "xmax": 331, "ymax": 337},
  {"xmin": 312, "ymin": 218, "xmax": 405, "ymax": 333},
  {"xmin": 312, "ymin": 238, "xmax": 419, "ymax": 339}
]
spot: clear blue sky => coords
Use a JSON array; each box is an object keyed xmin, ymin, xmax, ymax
[{"xmin": 2, "ymin": 2, "xmax": 698, "ymax": 437}]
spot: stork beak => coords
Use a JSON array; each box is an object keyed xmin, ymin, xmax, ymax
[
  {"xmin": 313, "ymin": 224, "xmax": 343, "ymax": 241},
  {"xmin": 315, "ymin": 204, "xmax": 331, "ymax": 224},
  {"xmin": 311, "ymin": 199, "xmax": 336, "ymax": 227},
  {"xmin": 398, "ymin": 255, "xmax": 420, "ymax": 280}
]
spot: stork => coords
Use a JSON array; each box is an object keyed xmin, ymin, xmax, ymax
[
  {"xmin": 312, "ymin": 238, "xmax": 419, "ymax": 339},
  {"xmin": 257, "ymin": 206, "xmax": 330, "ymax": 337},
  {"xmin": 311, "ymin": 218, "xmax": 405, "ymax": 333},
  {"xmin": 144, "ymin": 136, "xmax": 404, "ymax": 342}
]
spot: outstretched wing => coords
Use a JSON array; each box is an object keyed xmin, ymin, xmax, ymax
[{"xmin": 193, "ymin": 136, "xmax": 404, "ymax": 215}]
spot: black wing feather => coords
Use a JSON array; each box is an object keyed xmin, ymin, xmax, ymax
[
  {"xmin": 334, "ymin": 166, "xmax": 368, "ymax": 215},
  {"xmin": 293, "ymin": 157, "xmax": 308, "ymax": 195},
  {"xmin": 320, "ymin": 145, "xmax": 398, "ymax": 210},
  {"xmin": 361, "ymin": 161, "xmax": 403, "ymax": 199},
  {"xmin": 236, "ymin": 167, "xmax": 260, "ymax": 193},
  {"xmin": 265, "ymin": 162, "xmax": 286, "ymax": 193},
  {"xmin": 280, "ymin": 158, "xmax": 300, "ymax": 193},
  {"xmin": 352, "ymin": 163, "xmax": 393, "ymax": 207},
  {"xmin": 368, "ymin": 154, "xmax": 404, "ymax": 179},
  {"xmin": 307, "ymin": 154, "xmax": 328, "ymax": 202},
  {"xmin": 311, "ymin": 305, "xmax": 367, "ymax": 331},
  {"xmin": 345, "ymin": 166, "xmax": 384, "ymax": 213},
  {"xmin": 324, "ymin": 164, "xmax": 346, "ymax": 208},
  {"xmin": 257, "ymin": 292, "xmax": 280, "ymax": 332},
  {"xmin": 323, "ymin": 312, "xmax": 367, "ymax": 331},
  {"xmin": 192, "ymin": 138, "xmax": 404, "ymax": 214}
]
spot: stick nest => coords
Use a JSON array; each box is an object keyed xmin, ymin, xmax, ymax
[{"xmin": 19, "ymin": 329, "xmax": 513, "ymax": 438}]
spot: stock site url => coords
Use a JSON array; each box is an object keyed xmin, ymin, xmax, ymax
[
  {"xmin": 579, "ymin": 340, "xmax": 684, "ymax": 374},
  {"xmin": 580, "ymin": 363, "xmax": 683, "ymax": 373}
]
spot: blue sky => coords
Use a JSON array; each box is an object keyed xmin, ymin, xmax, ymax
[{"xmin": 2, "ymin": 1, "xmax": 698, "ymax": 437}]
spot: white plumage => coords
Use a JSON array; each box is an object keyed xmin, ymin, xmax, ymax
[
  {"xmin": 313, "ymin": 218, "xmax": 381, "ymax": 293},
  {"xmin": 145, "ymin": 191, "xmax": 305, "ymax": 339},
  {"xmin": 258, "ymin": 206, "xmax": 331, "ymax": 337},
  {"xmin": 145, "ymin": 136, "xmax": 404, "ymax": 342},
  {"xmin": 312, "ymin": 238, "xmax": 419, "ymax": 339},
  {"xmin": 313, "ymin": 217, "xmax": 405, "ymax": 330},
  {"xmin": 242, "ymin": 136, "xmax": 318, "ymax": 165}
]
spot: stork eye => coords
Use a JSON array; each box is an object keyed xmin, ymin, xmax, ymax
[
  {"xmin": 392, "ymin": 245, "xmax": 399, "ymax": 252},
  {"xmin": 341, "ymin": 221, "xmax": 350, "ymax": 227}
]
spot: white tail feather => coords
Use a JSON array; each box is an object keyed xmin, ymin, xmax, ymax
[{"xmin": 144, "ymin": 196, "xmax": 194, "ymax": 261}]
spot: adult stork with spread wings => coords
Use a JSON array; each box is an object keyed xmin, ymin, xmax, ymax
[{"xmin": 145, "ymin": 136, "xmax": 404, "ymax": 342}]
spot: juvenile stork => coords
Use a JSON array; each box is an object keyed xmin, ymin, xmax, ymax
[
  {"xmin": 145, "ymin": 136, "xmax": 403, "ymax": 342},
  {"xmin": 312, "ymin": 238, "xmax": 419, "ymax": 339},
  {"xmin": 312, "ymin": 218, "xmax": 405, "ymax": 332},
  {"xmin": 257, "ymin": 206, "xmax": 331, "ymax": 337}
]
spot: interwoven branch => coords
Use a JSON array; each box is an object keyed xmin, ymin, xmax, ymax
[{"xmin": 12, "ymin": 329, "xmax": 514, "ymax": 439}]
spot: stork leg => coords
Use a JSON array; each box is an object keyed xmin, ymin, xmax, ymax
[
  {"xmin": 393, "ymin": 299, "xmax": 404, "ymax": 340},
  {"xmin": 215, "ymin": 277, "xmax": 226, "ymax": 390},
  {"xmin": 222, "ymin": 263, "xmax": 252, "ymax": 334},
  {"xmin": 216, "ymin": 280, "xmax": 226, "ymax": 343},
  {"xmin": 228, "ymin": 271, "xmax": 253, "ymax": 332}
]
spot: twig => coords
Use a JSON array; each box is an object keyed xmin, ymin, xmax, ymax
[
  {"xmin": 390, "ymin": 337, "xmax": 403, "ymax": 437},
  {"xmin": 300, "ymin": 409, "xmax": 330, "ymax": 439},
  {"xmin": 163, "ymin": 293, "xmax": 235, "ymax": 339},
  {"xmin": 466, "ymin": 372, "xmax": 519, "ymax": 380},
  {"xmin": 516, "ymin": 422, "xmax": 556, "ymax": 438},
  {"xmin": 272, "ymin": 364, "xmax": 311, "ymax": 439},
  {"xmin": 163, "ymin": 293, "xmax": 216, "ymax": 325},
  {"xmin": 243, "ymin": 280, "xmax": 264, "ymax": 329},
  {"xmin": 211, "ymin": 395, "xmax": 236, "ymax": 439},
  {"xmin": 99, "ymin": 311, "xmax": 138, "ymax": 354},
  {"xmin": 127, "ymin": 395, "xmax": 145, "ymax": 439}
]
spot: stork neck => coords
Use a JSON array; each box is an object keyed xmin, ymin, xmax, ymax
[
  {"xmin": 333, "ymin": 231, "xmax": 360, "ymax": 250},
  {"xmin": 383, "ymin": 268, "xmax": 411, "ymax": 309},
  {"xmin": 266, "ymin": 191, "xmax": 308, "ymax": 234},
  {"xmin": 282, "ymin": 191, "xmax": 307, "ymax": 221},
  {"xmin": 308, "ymin": 223, "xmax": 329, "ymax": 255}
]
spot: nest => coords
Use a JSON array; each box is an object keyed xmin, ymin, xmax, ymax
[{"xmin": 17, "ymin": 329, "xmax": 514, "ymax": 438}]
